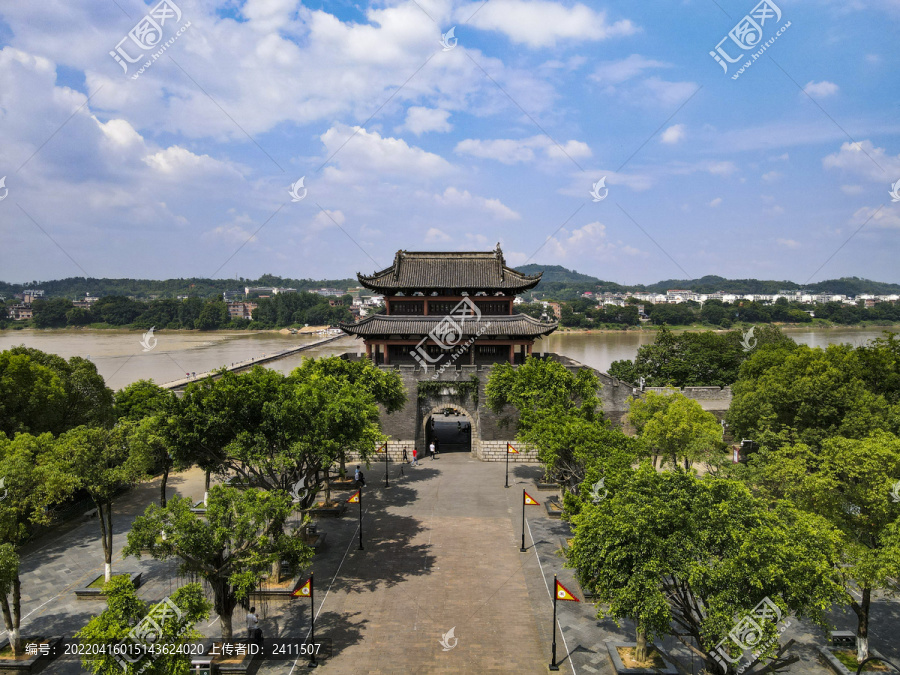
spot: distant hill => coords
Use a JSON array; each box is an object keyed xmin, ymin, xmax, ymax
[{"xmin": 1, "ymin": 268, "xmax": 898, "ymax": 300}]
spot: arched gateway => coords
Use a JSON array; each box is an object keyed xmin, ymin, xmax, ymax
[{"xmin": 338, "ymin": 245, "xmax": 558, "ymax": 462}]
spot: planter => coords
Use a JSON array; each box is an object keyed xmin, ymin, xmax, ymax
[
  {"xmin": 75, "ymin": 572, "xmax": 142, "ymax": 599},
  {"xmin": 305, "ymin": 502, "xmax": 346, "ymax": 518},
  {"xmin": 211, "ymin": 641, "xmax": 257, "ymax": 674},
  {"xmin": 250, "ymin": 572, "xmax": 309, "ymax": 600},
  {"xmin": 544, "ymin": 496, "xmax": 563, "ymax": 519},
  {"xmin": 190, "ymin": 500, "xmax": 207, "ymax": 514},
  {"xmin": 0, "ymin": 636, "xmax": 62, "ymax": 674},
  {"xmin": 606, "ymin": 642, "xmax": 678, "ymax": 675},
  {"xmin": 819, "ymin": 646, "xmax": 897, "ymax": 674},
  {"xmin": 534, "ymin": 481, "xmax": 558, "ymax": 491},
  {"xmin": 329, "ymin": 478, "xmax": 358, "ymax": 490}
]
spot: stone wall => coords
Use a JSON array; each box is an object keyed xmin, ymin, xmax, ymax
[{"xmin": 343, "ymin": 352, "xmax": 733, "ymax": 463}]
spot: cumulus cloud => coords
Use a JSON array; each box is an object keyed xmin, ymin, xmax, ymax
[
  {"xmin": 823, "ymin": 140, "xmax": 900, "ymax": 182},
  {"xmin": 850, "ymin": 205, "xmax": 900, "ymax": 229},
  {"xmin": 709, "ymin": 197, "xmax": 723, "ymax": 207},
  {"xmin": 320, "ymin": 125, "xmax": 453, "ymax": 178},
  {"xmin": 454, "ymin": 135, "xmax": 591, "ymax": 164},
  {"xmin": 660, "ymin": 124, "xmax": 685, "ymax": 144},
  {"xmin": 434, "ymin": 187, "xmax": 520, "ymax": 220},
  {"xmin": 803, "ymin": 81, "xmax": 839, "ymax": 98},
  {"xmin": 400, "ymin": 107, "xmax": 452, "ymax": 135},
  {"xmin": 457, "ymin": 0, "xmax": 637, "ymax": 48},
  {"xmin": 424, "ymin": 227, "xmax": 452, "ymax": 243},
  {"xmin": 761, "ymin": 171, "xmax": 782, "ymax": 183},
  {"xmin": 777, "ymin": 238, "xmax": 801, "ymax": 248}
]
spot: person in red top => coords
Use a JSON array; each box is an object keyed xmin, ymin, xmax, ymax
[{"xmin": 412, "ymin": 448, "xmax": 418, "ymax": 466}]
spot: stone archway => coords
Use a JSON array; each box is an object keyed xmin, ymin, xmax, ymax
[{"xmin": 416, "ymin": 399, "xmax": 480, "ymax": 457}]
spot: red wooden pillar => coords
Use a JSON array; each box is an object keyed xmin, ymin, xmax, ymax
[
  {"xmin": 366, "ymin": 343, "xmax": 372, "ymax": 359},
  {"xmin": 384, "ymin": 343, "xmax": 391, "ymax": 365},
  {"xmin": 424, "ymin": 300, "xmax": 429, "ymax": 316},
  {"xmin": 508, "ymin": 344, "xmax": 514, "ymax": 364}
]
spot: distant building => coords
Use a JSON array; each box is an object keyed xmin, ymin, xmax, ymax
[
  {"xmin": 273, "ymin": 287, "xmax": 297, "ymax": 295},
  {"xmin": 313, "ymin": 288, "xmax": 345, "ymax": 297},
  {"xmin": 244, "ymin": 286, "xmax": 275, "ymax": 296},
  {"xmin": 9, "ymin": 305, "xmax": 33, "ymax": 320},
  {"xmin": 22, "ymin": 290, "xmax": 44, "ymax": 304},
  {"xmin": 226, "ymin": 301, "xmax": 257, "ymax": 320},
  {"xmin": 223, "ymin": 290, "xmax": 243, "ymax": 301}
]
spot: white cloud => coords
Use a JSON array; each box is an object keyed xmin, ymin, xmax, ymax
[
  {"xmin": 850, "ymin": 205, "xmax": 900, "ymax": 229},
  {"xmin": 458, "ymin": 0, "xmax": 637, "ymax": 48},
  {"xmin": 709, "ymin": 197, "xmax": 723, "ymax": 207},
  {"xmin": 823, "ymin": 140, "xmax": 900, "ymax": 182},
  {"xmin": 707, "ymin": 161, "xmax": 738, "ymax": 176},
  {"xmin": 320, "ymin": 125, "xmax": 453, "ymax": 178},
  {"xmin": 424, "ymin": 227, "xmax": 452, "ymax": 243},
  {"xmin": 660, "ymin": 124, "xmax": 686, "ymax": 145},
  {"xmin": 777, "ymin": 238, "xmax": 801, "ymax": 248},
  {"xmin": 454, "ymin": 135, "xmax": 591, "ymax": 164},
  {"xmin": 434, "ymin": 187, "xmax": 520, "ymax": 220},
  {"xmin": 761, "ymin": 171, "xmax": 782, "ymax": 183},
  {"xmin": 400, "ymin": 107, "xmax": 452, "ymax": 135},
  {"xmin": 590, "ymin": 54, "xmax": 668, "ymax": 85},
  {"xmin": 803, "ymin": 80, "xmax": 839, "ymax": 98},
  {"xmin": 841, "ymin": 185, "xmax": 864, "ymax": 195}
]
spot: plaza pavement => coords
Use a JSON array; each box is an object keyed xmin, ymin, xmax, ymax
[{"xmin": 7, "ymin": 454, "xmax": 900, "ymax": 674}]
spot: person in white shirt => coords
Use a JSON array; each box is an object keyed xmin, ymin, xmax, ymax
[{"xmin": 246, "ymin": 607, "xmax": 259, "ymax": 639}]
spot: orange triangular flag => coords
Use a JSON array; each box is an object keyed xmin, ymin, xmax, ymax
[
  {"xmin": 292, "ymin": 577, "xmax": 311, "ymax": 598},
  {"xmin": 524, "ymin": 491, "xmax": 540, "ymax": 506},
  {"xmin": 555, "ymin": 579, "xmax": 579, "ymax": 602},
  {"xmin": 347, "ymin": 490, "xmax": 360, "ymax": 503},
  {"xmin": 507, "ymin": 443, "xmax": 519, "ymax": 454}
]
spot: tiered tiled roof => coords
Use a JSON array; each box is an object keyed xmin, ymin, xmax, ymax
[
  {"xmin": 358, "ymin": 245, "xmax": 542, "ymax": 294},
  {"xmin": 339, "ymin": 314, "xmax": 557, "ymax": 339}
]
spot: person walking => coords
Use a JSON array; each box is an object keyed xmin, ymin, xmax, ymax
[
  {"xmin": 402, "ymin": 447, "xmax": 409, "ymax": 464},
  {"xmin": 412, "ymin": 448, "xmax": 418, "ymax": 466},
  {"xmin": 430, "ymin": 441, "xmax": 436, "ymax": 460},
  {"xmin": 355, "ymin": 465, "xmax": 366, "ymax": 487},
  {"xmin": 246, "ymin": 607, "xmax": 259, "ymax": 640}
]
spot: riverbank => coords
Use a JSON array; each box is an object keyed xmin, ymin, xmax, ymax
[{"xmin": 550, "ymin": 321, "xmax": 900, "ymax": 334}]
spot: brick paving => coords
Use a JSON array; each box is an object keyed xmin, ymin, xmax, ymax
[{"xmin": 6, "ymin": 456, "xmax": 900, "ymax": 674}]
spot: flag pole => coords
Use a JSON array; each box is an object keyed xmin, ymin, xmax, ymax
[
  {"xmin": 358, "ymin": 485, "xmax": 364, "ymax": 550},
  {"xmin": 505, "ymin": 444, "xmax": 510, "ymax": 488},
  {"xmin": 307, "ymin": 573, "xmax": 317, "ymax": 668},
  {"xmin": 520, "ymin": 489, "xmax": 527, "ymax": 552},
  {"xmin": 384, "ymin": 444, "xmax": 389, "ymax": 488},
  {"xmin": 549, "ymin": 574, "xmax": 559, "ymax": 671}
]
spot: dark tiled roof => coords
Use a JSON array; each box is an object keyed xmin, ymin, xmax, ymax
[
  {"xmin": 358, "ymin": 246, "xmax": 542, "ymax": 293},
  {"xmin": 339, "ymin": 313, "xmax": 558, "ymax": 339}
]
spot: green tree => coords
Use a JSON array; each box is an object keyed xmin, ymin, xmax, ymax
[
  {"xmin": 567, "ymin": 467, "xmax": 842, "ymax": 671},
  {"xmin": 728, "ymin": 344, "xmax": 897, "ymax": 449},
  {"xmin": 628, "ymin": 391, "xmax": 724, "ymax": 470},
  {"xmin": 56, "ymin": 425, "xmax": 150, "ymax": 582},
  {"xmin": 0, "ymin": 432, "xmax": 73, "ymax": 655},
  {"xmin": 797, "ymin": 432, "xmax": 900, "ymax": 662},
  {"xmin": 195, "ymin": 301, "xmax": 229, "ymax": 330},
  {"xmin": 31, "ymin": 297, "xmax": 73, "ymax": 328},
  {"xmin": 75, "ymin": 577, "xmax": 210, "ymax": 675},
  {"xmin": 0, "ymin": 347, "xmax": 114, "ymax": 436},
  {"xmin": 124, "ymin": 487, "xmax": 311, "ymax": 639}
]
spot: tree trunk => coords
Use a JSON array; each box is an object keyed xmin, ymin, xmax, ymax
[
  {"xmin": 339, "ymin": 451, "xmax": 346, "ymax": 479},
  {"xmin": 211, "ymin": 578, "xmax": 237, "ymax": 640},
  {"xmin": 0, "ymin": 575, "xmax": 22, "ymax": 656},
  {"xmin": 97, "ymin": 500, "xmax": 114, "ymax": 583},
  {"xmin": 204, "ymin": 468, "xmax": 211, "ymax": 505},
  {"xmin": 160, "ymin": 460, "xmax": 170, "ymax": 507},
  {"xmin": 635, "ymin": 624, "xmax": 649, "ymax": 662},
  {"xmin": 854, "ymin": 587, "xmax": 871, "ymax": 662},
  {"xmin": 324, "ymin": 470, "xmax": 332, "ymax": 506}
]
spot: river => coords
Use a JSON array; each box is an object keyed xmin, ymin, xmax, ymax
[{"xmin": 0, "ymin": 326, "xmax": 894, "ymax": 390}]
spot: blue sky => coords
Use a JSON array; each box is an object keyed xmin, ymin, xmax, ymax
[{"xmin": 0, "ymin": 0, "xmax": 898, "ymax": 286}]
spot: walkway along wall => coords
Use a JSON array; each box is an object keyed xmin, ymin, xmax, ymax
[{"xmin": 345, "ymin": 353, "xmax": 733, "ymax": 462}]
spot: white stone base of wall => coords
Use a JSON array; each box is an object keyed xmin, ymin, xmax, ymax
[{"xmin": 344, "ymin": 441, "xmax": 538, "ymax": 463}]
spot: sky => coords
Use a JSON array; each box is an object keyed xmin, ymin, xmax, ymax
[{"xmin": 0, "ymin": 0, "xmax": 898, "ymax": 287}]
